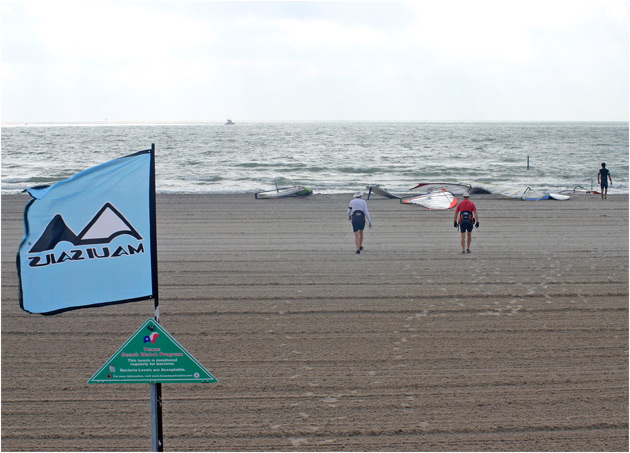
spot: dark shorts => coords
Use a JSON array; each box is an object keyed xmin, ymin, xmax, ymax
[
  {"xmin": 352, "ymin": 218, "xmax": 365, "ymax": 232},
  {"xmin": 601, "ymin": 181, "xmax": 608, "ymax": 189},
  {"xmin": 460, "ymin": 221, "xmax": 473, "ymax": 233},
  {"xmin": 352, "ymin": 211, "xmax": 366, "ymax": 232}
]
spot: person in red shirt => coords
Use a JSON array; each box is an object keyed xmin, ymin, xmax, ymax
[{"xmin": 453, "ymin": 192, "xmax": 479, "ymax": 254}]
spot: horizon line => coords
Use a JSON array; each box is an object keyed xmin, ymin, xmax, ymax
[{"xmin": 3, "ymin": 119, "xmax": 629, "ymax": 127}]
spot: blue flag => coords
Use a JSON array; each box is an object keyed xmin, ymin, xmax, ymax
[{"xmin": 18, "ymin": 148, "xmax": 157, "ymax": 315}]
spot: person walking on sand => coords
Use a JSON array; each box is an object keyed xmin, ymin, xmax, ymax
[
  {"xmin": 348, "ymin": 192, "xmax": 372, "ymax": 254},
  {"xmin": 598, "ymin": 162, "xmax": 612, "ymax": 200},
  {"xmin": 453, "ymin": 192, "xmax": 479, "ymax": 254}
]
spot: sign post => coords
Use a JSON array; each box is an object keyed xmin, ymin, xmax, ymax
[{"xmin": 87, "ymin": 145, "xmax": 217, "ymax": 450}]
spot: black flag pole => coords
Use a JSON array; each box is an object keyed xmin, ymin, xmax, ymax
[
  {"xmin": 148, "ymin": 143, "xmax": 164, "ymax": 452},
  {"xmin": 149, "ymin": 143, "xmax": 160, "ymax": 323}
]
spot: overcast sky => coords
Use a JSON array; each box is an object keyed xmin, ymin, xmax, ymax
[{"xmin": 1, "ymin": 0, "xmax": 628, "ymax": 122}]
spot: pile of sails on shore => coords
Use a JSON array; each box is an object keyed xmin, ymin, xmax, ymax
[
  {"xmin": 252, "ymin": 180, "xmax": 596, "ymax": 209},
  {"xmin": 367, "ymin": 181, "xmax": 583, "ymax": 206}
]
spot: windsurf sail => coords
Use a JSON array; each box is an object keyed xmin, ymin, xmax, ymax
[
  {"xmin": 410, "ymin": 181, "xmax": 570, "ymax": 201},
  {"xmin": 401, "ymin": 190, "xmax": 457, "ymax": 210},
  {"xmin": 366, "ymin": 185, "xmax": 401, "ymax": 199},
  {"xmin": 557, "ymin": 185, "xmax": 599, "ymax": 195},
  {"xmin": 410, "ymin": 182, "xmax": 474, "ymax": 194},
  {"xmin": 461, "ymin": 182, "xmax": 569, "ymax": 201},
  {"xmin": 498, "ymin": 186, "xmax": 551, "ymax": 201}
]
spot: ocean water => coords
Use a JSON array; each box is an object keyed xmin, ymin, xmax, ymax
[{"xmin": 1, "ymin": 122, "xmax": 628, "ymax": 195}]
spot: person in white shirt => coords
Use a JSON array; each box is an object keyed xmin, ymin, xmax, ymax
[{"xmin": 347, "ymin": 192, "xmax": 372, "ymax": 254}]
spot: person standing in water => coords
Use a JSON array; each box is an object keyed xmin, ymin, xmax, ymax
[
  {"xmin": 348, "ymin": 192, "xmax": 372, "ymax": 254},
  {"xmin": 598, "ymin": 162, "xmax": 612, "ymax": 200},
  {"xmin": 453, "ymin": 192, "xmax": 479, "ymax": 254}
]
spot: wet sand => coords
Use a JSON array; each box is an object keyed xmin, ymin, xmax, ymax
[{"xmin": 2, "ymin": 192, "xmax": 628, "ymax": 451}]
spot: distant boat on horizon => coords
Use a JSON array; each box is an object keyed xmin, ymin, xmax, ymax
[{"xmin": 225, "ymin": 119, "xmax": 234, "ymax": 125}]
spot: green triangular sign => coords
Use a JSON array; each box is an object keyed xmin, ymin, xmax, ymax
[{"xmin": 89, "ymin": 318, "xmax": 217, "ymax": 384}]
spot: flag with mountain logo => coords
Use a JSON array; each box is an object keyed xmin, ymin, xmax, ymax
[{"xmin": 18, "ymin": 148, "xmax": 157, "ymax": 315}]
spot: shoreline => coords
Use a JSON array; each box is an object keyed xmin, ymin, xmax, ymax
[{"xmin": 2, "ymin": 192, "xmax": 628, "ymax": 451}]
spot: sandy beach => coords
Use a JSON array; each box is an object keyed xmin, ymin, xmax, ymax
[{"xmin": 2, "ymin": 192, "xmax": 628, "ymax": 451}]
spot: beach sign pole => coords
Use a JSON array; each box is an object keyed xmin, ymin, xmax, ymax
[
  {"xmin": 87, "ymin": 144, "xmax": 216, "ymax": 451},
  {"xmin": 87, "ymin": 144, "xmax": 217, "ymax": 451},
  {"xmin": 85, "ymin": 144, "xmax": 216, "ymax": 452},
  {"xmin": 150, "ymin": 382, "xmax": 163, "ymax": 451},
  {"xmin": 148, "ymin": 143, "xmax": 164, "ymax": 452}
]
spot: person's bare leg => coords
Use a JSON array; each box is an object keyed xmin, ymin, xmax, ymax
[
  {"xmin": 467, "ymin": 231, "xmax": 472, "ymax": 252},
  {"xmin": 355, "ymin": 231, "xmax": 362, "ymax": 251},
  {"xmin": 460, "ymin": 233, "xmax": 466, "ymax": 251}
]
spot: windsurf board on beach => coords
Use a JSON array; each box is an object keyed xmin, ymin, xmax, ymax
[
  {"xmin": 401, "ymin": 190, "xmax": 457, "ymax": 210},
  {"xmin": 254, "ymin": 186, "xmax": 313, "ymax": 199},
  {"xmin": 548, "ymin": 193, "xmax": 570, "ymax": 200}
]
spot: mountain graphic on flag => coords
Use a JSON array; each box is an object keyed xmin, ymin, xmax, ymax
[{"xmin": 29, "ymin": 203, "xmax": 143, "ymax": 253}]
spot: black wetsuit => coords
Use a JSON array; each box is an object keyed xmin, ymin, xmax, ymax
[{"xmin": 599, "ymin": 168, "xmax": 610, "ymax": 189}]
